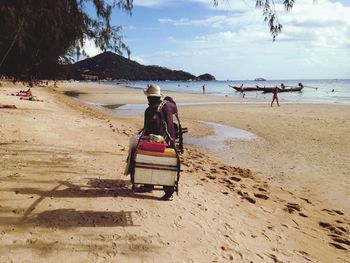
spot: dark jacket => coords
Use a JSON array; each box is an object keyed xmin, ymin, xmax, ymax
[{"xmin": 144, "ymin": 99, "xmax": 177, "ymax": 146}]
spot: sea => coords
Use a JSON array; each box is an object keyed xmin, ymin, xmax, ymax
[{"xmin": 115, "ymin": 79, "xmax": 350, "ymax": 105}]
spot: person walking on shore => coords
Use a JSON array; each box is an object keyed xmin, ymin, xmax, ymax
[
  {"xmin": 271, "ymin": 87, "xmax": 280, "ymax": 107},
  {"xmin": 202, "ymin": 84, "xmax": 206, "ymax": 94}
]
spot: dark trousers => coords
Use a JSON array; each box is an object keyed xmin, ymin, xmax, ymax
[
  {"xmin": 163, "ymin": 186, "xmax": 174, "ymax": 196},
  {"xmin": 141, "ymin": 185, "xmax": 174, "ymax": 196}
]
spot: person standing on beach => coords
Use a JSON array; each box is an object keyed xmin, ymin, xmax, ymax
[
  {"xmin": 271, "ymin": 87, "xmax": 280, "ymax": 107},
  {"xmin": 298, "ymin": 82, "xmax": 307, "ymax": 91},
  {"xmin": 239, "ymin": 83, "xmax": 243, "ymax": 93},
  {"xmin": 142, "ymin": 84, "xmax": 178, "ymax": 200},
  {"xmin": 202, "ymin": 84, "xmax": 206, "ymax": 94}
]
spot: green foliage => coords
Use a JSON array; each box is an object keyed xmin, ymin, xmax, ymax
[{"xmin": 0, "ymin": 0, "xmax": 133, "ymax": 79}]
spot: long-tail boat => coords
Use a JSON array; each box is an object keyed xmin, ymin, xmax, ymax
[
  {"xmin": 256, "ymin": 85, "xmax": 303, "ymax": 93},
  {"xmin": 229, "ymin": 85, "xmax": 261, "ymax": 92}
]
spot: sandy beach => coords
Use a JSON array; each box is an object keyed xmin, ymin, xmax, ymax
[{"xmin": 0, "ymin": 81, "xmax": 349, "ymax": 262}]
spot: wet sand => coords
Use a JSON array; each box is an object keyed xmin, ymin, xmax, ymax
[{"xmin": 0, "ymin": 81, "xmax": 349, "ymax": 262}]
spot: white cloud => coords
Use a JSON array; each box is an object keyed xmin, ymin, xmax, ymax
[
  {"xmin": 158, "ymin": 0, "xmax": 350, "ymax": 48},
  {"xmin": 149, "ymin": 1, "xmax": 350, "ymax": 79},
  {"xmin": 131, "ymin": 0, "xmax": 350, "ymax": 79},
  {"xmin": 159, "ymin": 12, "xmax": 262, "ymax": 28},
  {"xmin": 82, "ymin": 38, "xmax": 102, "ymax": 58},
  {"xmin": 133, "ymin": 0, "xmax": 174, "ymax": 7},
  {"xmin": 190, "ymin": 0, "xmax": 256, "ymax": 11},
  {"xmin": 132, "ymin": 56, "xmax": 146, "ymax": 64},
  {"xmin": 277, "ymin": 0, "xmax": 350, "ymax": 47},
  {"xmin": 134, "ymin": 0, "xmax": 258, "ymax": 9},
  {"xmin": 122, "ymin": 25, "xmax": 136, "ymax": 30}
]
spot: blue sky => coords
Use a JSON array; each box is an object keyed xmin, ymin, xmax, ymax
[{"xmin": 84, "ymin": 0, "xmax": 350, "ymax": 80}]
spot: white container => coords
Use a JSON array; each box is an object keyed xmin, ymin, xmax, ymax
[
  {"xmin": 134, "ymin": 166, "xmax": 178, "ymax": 186},
  {"xmin": 133, "ymin": 151, "xmax": 179, "ymax": 186}
]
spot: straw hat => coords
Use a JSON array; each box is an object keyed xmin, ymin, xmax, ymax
[{"xmin": 144, "ymin": 84, "xmax": 161, "ymax": 97}]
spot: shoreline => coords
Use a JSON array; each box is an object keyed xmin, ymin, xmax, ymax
[
  {"xmin": 58, "ymin": 82, "xmax": 350, "ymax": 212},
  {"xmin": 1, "ymin": 81, "xmax": 349, "ymax": 262},
  {"xmin": 117, "ymin": 80, "xmax": 350, "ymax": 105},
  {"xmin": 66, "ymin": 80, "xmax": 350, "ymax": 106}
]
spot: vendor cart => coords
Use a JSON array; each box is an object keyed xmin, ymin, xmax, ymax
[
  {"xmin": 130, "ymin": 135, "xmax": 181, "ymax": 193},
  {"xmin": 126, "ymin": 107, "xmax": 187, "ymax": 193}
]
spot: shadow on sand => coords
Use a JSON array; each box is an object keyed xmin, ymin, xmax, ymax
[
  {"xmin": 3, "ymin": 179, "xmax": 163, "ymax": 228},
  {"xmin": 11, "ymin": 179, "xmax": 161, "ymax": 200},
  {"xmin": 28, "ymin": 209, "xmax": 136, "ymax": 228}
]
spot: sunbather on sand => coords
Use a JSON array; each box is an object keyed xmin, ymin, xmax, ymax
[
  {"xmin": 11, "ymin": 90, "xmax": 23, "ymax": 96},
  {"xmin": 0, "ymin": 104, "xmax": 16, "ymax": 109},
  {"xmin": 11, "ymin": 88, "xmax": 32, "ymax": 97},
  {"xmin": 20, "ymin": 96, "xmax": 43, "ymax": 102}
]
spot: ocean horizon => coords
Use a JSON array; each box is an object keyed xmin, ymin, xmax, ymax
[{"xmin": 104, "ymin": 79, "xmax": 350, "ymax": 105}]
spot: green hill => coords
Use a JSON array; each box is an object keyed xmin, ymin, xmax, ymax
[{"xmin": 68, "ymin": 52, "xmax": 215, "ymax": 81}]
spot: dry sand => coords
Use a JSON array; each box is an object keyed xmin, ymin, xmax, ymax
[{"xmin": 0, "ymin": 81, "xmax": 349, "ymax": 262}]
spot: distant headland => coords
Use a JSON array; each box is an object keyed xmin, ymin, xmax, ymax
[{"xmin": 67, "ymin": 52, "xmax": 215, "ymax": 81}]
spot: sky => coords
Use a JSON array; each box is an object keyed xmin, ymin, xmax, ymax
[{"xmin": 84, "ymin": 0, "xmax": 350, "ymax": 80}]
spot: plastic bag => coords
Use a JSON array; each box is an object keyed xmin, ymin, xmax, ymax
[{"xmin": 149, "ymin": 134, "xmax": 166, "ymax": 144}]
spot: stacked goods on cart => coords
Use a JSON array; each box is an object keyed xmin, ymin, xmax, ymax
[{"xmin": 138, "ymin": 134, "xmax": 167, "ymax": 152}]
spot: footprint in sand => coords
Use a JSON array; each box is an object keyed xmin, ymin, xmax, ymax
[
  {"xmin": 331, "ymin": 237, "xmax": 350, "ymax": 249},
  {"xmin": 322, "ymin": 208, "xmax": 344, "ymax": 216},
  {"xmin": 330, "ymin": 242, "xmax": 348, "ymax": 250},
  {"xmin": 253, "ymin": 193, "xmax": 269, "ymax": 200},
  {"xmin": 256, "ymin": 186, "xmax": 268, "ymax": 192},
  {"xmin": 219, "ymin": 166, "xmax": 229, "ymax": 172},
  {"xmin": 319, "ymin": 222, "xmax": 348, "ymax": 236},
  {"xmin": 298, "ymin": 213, "xmax": 308, "ymax": 218},
  {"xmin": 319, "ymin": 221, "xmax": 350, "ymax": 250},
  {"xmin": 284, "ymin": 203, "xmax": 302, "ymax": 214},
  {"xmin": 221, "ymin": 178, "xmax": 234, "ymax": 185},
  {"xmin": 237, "ymin": 190, "xmax": 256, "ymax": 204},
  {"xmin": 299, "ymin": 197, "xmax": 312, "ymax": 204},
  {"xmin": 229, "ymin": 176, "xmax": 241, "ymax": 182}
]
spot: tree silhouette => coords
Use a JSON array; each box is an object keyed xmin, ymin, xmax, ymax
[
  {"xmin": 0, "ymin": 0, "xmax": 133, "ymax": 79},
  {"xmin": 0, "ymin": 0, "xmax": 299, "ymax": 79}
]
